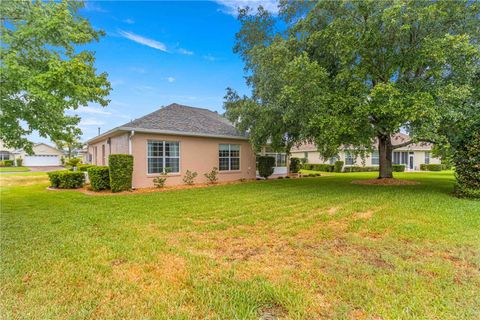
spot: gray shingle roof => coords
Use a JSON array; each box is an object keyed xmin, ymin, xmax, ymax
[{"xmin": 121, "ymin": 103, "xmax": 247, "ymax": 139}]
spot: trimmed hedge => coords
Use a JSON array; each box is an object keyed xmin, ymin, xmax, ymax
[
  {"xmin": 420, "ymin": 164, "xmax": 442, "ymax": 171},
  {"xmin": 47, "ymin": 171, "xmax": 85, "ymax": 189},
  {"xmin": 0, "ymin": 160, "xmax": 14, "ymax": 167},
  {"xmin": 392, "ymin": 164, "xmax": 406, "ymax": 172},
  {"xmin": 78, "ymin": 164, "xmax": 95, "ymax": 172},
  {"xmin": 109, "ymin": 154, "xmax": 133, "ymax": 192},
  {"xmin": 289, "ymin": 157, "xmax": 301, "ymax": 173},
  {"xmin": 334, "ymin": 161, "xmax": 344, "ymax": 173},
  {"xmin": 302, "ymin": 163, "xmax": 335, "ymax": 172},
  {"xmin": 87, "ymin": 166, "xmax": 110, "ymax": 191},
  {"xmin": 16, "ymin": 158, "xmax": 23, "ymax": 166},
  {"xmin": 257, "ymin": 156, "xmax": 275, "ymax": 179},
  {"xmin": 343, "ymin": 166, "xmax": 379, "ymax": 172}
]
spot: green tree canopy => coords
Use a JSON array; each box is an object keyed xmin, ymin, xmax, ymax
[
  {"xmin": 225, "ymin": 0, "xmax": 480, "ymax": 179},
  {"xmin": 0, "ymin": 0, "xmax": 111, "ymax": 153}
]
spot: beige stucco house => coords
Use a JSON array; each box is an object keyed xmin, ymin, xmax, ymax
[
  {"xmin": 291, "ymin": 133, "xmax": 441, "ymax": 171},
  {"xmin": 86, "ymin": 103, "xmax": 261, "ymax": 188},
  {"xmin": 0, "ymin": 140, "xmax": 64, "ymax": 166}
]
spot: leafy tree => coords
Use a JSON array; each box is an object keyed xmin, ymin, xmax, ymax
[
  {"xmin": 0, "ymin": 0, "xmax": 110, "ymax": 153},
  {"xmin": 225, "ymin": 0, "xmax": 480, "ymax": 179},
  {"xmin": 54, "ymin": 130, "xmax": 83, "ymax": 159}
]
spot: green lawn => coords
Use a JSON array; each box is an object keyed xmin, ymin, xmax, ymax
[
  {"xmin": 0, "ymin": 166, "xmax": 30, "ymax": 172},
  {"xmin": 1, "ymin": 171, "xmax": 479, "ymax": 319}
]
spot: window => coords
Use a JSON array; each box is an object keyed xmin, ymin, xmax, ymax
[
  {"xmin": 425, "ymin": 152, "xmax": 430, "ymax": 164},
  {"xmin": 219, "ymin": 144, "xmax": 240, "ymax": 171},
  {"xmin": 147, "ymin": 141, "xmax": 179, "ymax": 174},
  {"xmin": 329, "ymin": 155, "xmax": 339, "ymax": 165},
  {"xmin": 101, "ymin": 144, "xmax": 105, "ymax": 166},
  {"xmin": 265, "ymin": 152, "xmax": 287, "ymax": 167},
  {"xmin": 0, "ymin": 151, "xmax": 11, "ymax": 161},
  {"xmin": 371, "ymin": 150, "xmax": 379, "ymax": 165},
  {"xmin": 393, "ymin": 151, "xmax": 408, "ymax": 165},
  {"xmin": 345, "ymin": 151, "xmax": 355, "ymax": 165}
]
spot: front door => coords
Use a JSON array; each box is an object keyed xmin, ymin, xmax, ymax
[{"xmin": 409, "ymin": 153, "xmax": 414, "ymax": 170}]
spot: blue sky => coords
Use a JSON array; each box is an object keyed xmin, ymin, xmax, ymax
[{"xmin": 32, "ymin": 0, "xmax": 279, "ymax": 144}]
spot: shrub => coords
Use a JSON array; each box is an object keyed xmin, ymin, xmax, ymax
[
  {"xmin": 66, "ymin": 157, "xmax": 81, "ymax": 168},
  {"xmin": 204, "ymin": 167, "xmax": 218, "ymax": 184},
  {"xmin": 334, "ymin": 161, "xmax": 344, "ymax": 173},
  {"xmin": 47, "ymin": 171, "xmax": 84, "ymax": 189},
  {"xmin": 78, "ymin": 164, "xmax": 94, "ymax": 172},
  {"xmin": 289, "ymin": 158, "xmax": 301, "ymax": 173},
  {"xmin": 453, "ymin": 127, "xmax": 479, "ymax": 199},
  {"xmin": 16, "ymin": 158, "xmax": 23, "ymax": 167},
  {"xmin": 343, "ymin": 166, "xmax": 379, "ymax": 172},
  {"xmin": 109, "ymin": 154, "xmax": 133, "ymax": 192},
  {"xmin": 183, "ymin": 170, "xmax": 198, "ymax": 185},
  {"xmin": 420, "ymin": 164, "xmax": 442, "ymax": 171},
  {"xmin": 87, "ymin": 166, "xmax": 110, "ymax": 191},
  {"xmin": 302, "ymin": 163, "xmax": 334, "ymax": 172},
  {"xmin": 153, "ymin": 174, "xmax": 168, "ymax": 188},
  {"xmin": 3, "ymin": 160, "xmax": 14, "ymax": 167},
  {"xmin": 392, "ymin": 164, "xmax": 405, "ymax": 172},
  {"xmin": 257, "ymin": 156, "xmax": 275, "ymax": 179}
]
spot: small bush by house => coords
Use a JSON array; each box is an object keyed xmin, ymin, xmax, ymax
[
  {"xmin": 302, "ymin": 163, "xmax": 334, "ymax": 172},
  {"xmin": 257, "ymin": 156, "xmax": 275, "ymax": 179},
  {"xmin": 109, "ymin": 154, "xmax": 133, "ymax": 192},
  {"xmin": 289, "ymin": 158, "xmax": 301, "ymax": 173},
  {"xmin": 65, "ymin": 157, "xmax": 81, "ymax": 168},
  {"xmin": 78, "ymin": 164, "xmax": 94, "ymax": 172},
  {"xmin": 87, "ymin": 166, "xmax": 110, "ymax": 191},
  {"xmin": 420, "ymin": 164, "xmax": 442, "ymax": 171},
  {"xmin": 334, "ymin": 161, "xmax": 344, "ymax": 173},
  {"xmin": 392, "ymin": 164, "xmax": 406, "ymax": 172},
  {"xmin": 47, "ymin": 171, "xmax": 85, "ymax": 189},
  {"xmin": 204, "ymin": 167, "xmax": 218, "ymax": 184},
  {"xmin": 0, "ymin": 160, "xmax": 14, "ymax": 167},
  {"xmin": 343, "ymin": 166, "xmax": 379, "ymax": 172},
  {"xmin": 183, "ymin": 170, "xmax": 198, "ymax": 185},
  {"xmin": 16, "ymin": 158, "xmax": 23, "ymax": 167}
]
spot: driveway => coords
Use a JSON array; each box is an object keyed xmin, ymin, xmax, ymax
[{"xmin": 28, "ymin": 166, "xmax": 65, "ymax": 172}]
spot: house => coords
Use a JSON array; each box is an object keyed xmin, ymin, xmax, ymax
[
  {"xmin": 290, "ymin": 133, "xmax": 441, "ymax": 171},
  {"xmin": 86, "ymin": 103, "xmax": 287, "ymax": 188},
  {"xmin": 0, "ymin": 140, "xmax": 64, "ymax": 166}
]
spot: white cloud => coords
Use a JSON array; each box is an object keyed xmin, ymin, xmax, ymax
[
  {"xmin": 178, "ymin": 48, "xmax": 194, "ymax": 55},
  {"xmin": 119, "ymin": 30, "xmax": 168, "ymax": 52},
  {"xmin": 79, "ymin": 118, "xmax": 105, "ymax": 126},
  {"xmin": 83, "ymin": 1, "xmax": 107, "ymax": 13},
  {"xmin": 123, "ymin": 18, "xmax": 135, "ymax": 24},
  {"xmin": 213, "ymin": 0, "xmax": 279, "ymax": 16},
  {"xmin": 166, "ymin": 77, "xmax": 175, "ymax": 83},
  {"xmin": 75, "ymin": 106, "xmax": 111, "ymax": 115},
  {"xmin": 203, "ymin": 54, "xmax": 218, "ymax": 61}
]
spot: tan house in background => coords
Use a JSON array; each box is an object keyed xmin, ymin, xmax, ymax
[
  {"xmin": 0, "ymin": 140, "xmax": 64, "ymax": 166},
  {"xmin": 86, "ymin": 103, "xmax": 258, "ymax": 188},
  {"xmin": 291, "ymin": 133, "xmax": 441, "ymax": 171}
]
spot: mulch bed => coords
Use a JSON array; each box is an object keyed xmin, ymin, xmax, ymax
[{"xmin": 351, "ymin": 178, "xmax": 419, "ymax": 186}]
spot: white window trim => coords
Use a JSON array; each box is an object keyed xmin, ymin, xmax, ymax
[
  {"xmin": 344, "ymin": 150, "xmax": 356, "ymax": 166},
  {"xmin": 371, "ymin": 150, "xmax": 379, "ymax": 165},
  {"xmin": 146, "ymin": 140, "xmax": 181, "ymax": 175},
  {"xmin": 219, "ymin": 144, "xmax": 241, "ymax": 172},
  {"xmin": 265, "ymin": 152, "xmax": 287, "ymax": 167}
]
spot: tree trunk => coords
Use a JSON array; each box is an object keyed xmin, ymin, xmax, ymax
[{"xmin": 378, "ymin": 135, "xmax": 393, "ymax": 179}]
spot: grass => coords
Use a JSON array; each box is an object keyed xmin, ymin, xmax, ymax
[
  {"xmin": 1, "ymin": 171, "xmax": 479, "ymax": 319},
  {"xmin": 0, "ymin": 166, "xmax": 30, "ymax": 172}
]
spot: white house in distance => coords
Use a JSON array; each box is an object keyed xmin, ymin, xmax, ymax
[
  {"xmin": 0, "ymin": 140, "xmax": 64, "ymax": 166},
  {"xmin": 290, "ymin": 133, "xmax": 441, "ymax": 171}
]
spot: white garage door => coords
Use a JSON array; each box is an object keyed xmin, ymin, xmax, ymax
[{"xmin": 24, "ymin": 155, "xmax": 61, "ymax": 166}]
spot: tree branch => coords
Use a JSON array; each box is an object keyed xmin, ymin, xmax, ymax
[{"xmin": 392, "ymin": 138, "xmax": 435, "ymax": 150}]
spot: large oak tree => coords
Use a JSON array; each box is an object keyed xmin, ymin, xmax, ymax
[
  {"xmin": 0, "ymin": 0, "xmax": 110, "ymax": 153},
  {"xmin": 225, "ymin": 0, "xmax": 480, "ymax": 179}
]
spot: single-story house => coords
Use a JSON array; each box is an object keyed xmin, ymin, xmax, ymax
[
  {"xmin": 0, "ymin": 140, "xmax": 64, "ymax": 166},
  {"xmin": 86, "ymin": 103, "xmax": 288, "ymax": 188},
  {"xmin": 290, "ymin": 133, "xmax": 441, "ymax": 171}
]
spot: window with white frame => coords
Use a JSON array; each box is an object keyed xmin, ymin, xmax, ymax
[
  {"xmin": 345, "ymin": 151, "xmax": 355, "ymax": 165},
  {"xmin": 425, "ymin": 152, "xmax": 430, "ymax": 164},
  {"xmin": 147, "ymin": 141, "xmax": 179, "ymax": 174},
  {"xmin": 219, "ymin": 144, "xmax": 240, "ymax": 171},
  {"xmin": 371, "ymin": 150, "xmax": 379, "ymax": 165},
  {"xmin": 265, "ymin": 152, "xmax": 287, "ymax": 167},
  {"xmin": 0, "ymin": 151, "xmax": 11, "ymax": 161},
  {"xmin": 393, "ymin": 151, "xmax": 408, "ymax": 165}
]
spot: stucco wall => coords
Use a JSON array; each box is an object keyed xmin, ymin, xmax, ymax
[
  {"xmin": 130, "ymin": 133, "xmax": 256, "ymax": 188},
  {"xmin": 87, "ymin": 133, "xmax": 129, "ymax": 166}
]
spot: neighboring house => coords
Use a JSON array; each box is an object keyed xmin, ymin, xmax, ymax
[
  {"xmin": 0, "ymin": 140, "xmax": 64, "ymax": 166},
  {"xmin": 86, "ymin": 103, "xmax": 288, "ymax": 188},
  {"xmin": 291, "ymin": 133, "xmax": 441, "ymax": 171}
]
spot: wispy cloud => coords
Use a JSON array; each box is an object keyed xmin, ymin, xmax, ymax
[
  {"xmin": 166, "ymin": 77, "xmax": 175, "ymax": 83},
  {"xmin": 214, "ymin": 0, "xmax": 279, "ymax": 16},
  {"xmin": 119, "ymin": 30, "xmax": 168, "ymax": 52},
  {"xmin": 129, "ymin": 67, "xmax": 146, "ymax": 74},
  {"xmin": 203, "ymin": 54, "xmax": 218, "ymax": 61},
  {"xmin": 178, "ymin": 48, "xmax": 194, "ymax": 55},
  {"xmin": 76, "ymin": 106, "xmax": 111, "ymax": 115},
  {"xmin": 123, "ymin": 18, "xmax": 135, "ymax": 24},
  {"xmin": 83, "ymin": 1, "xmax": 108, "ymax": 13},
  {"xmin": 80, "ymin": 118, "xmax": 105, "ymax": 126}
]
